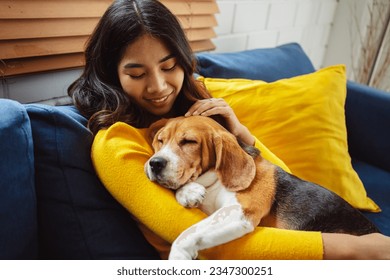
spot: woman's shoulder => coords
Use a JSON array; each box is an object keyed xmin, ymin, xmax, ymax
[
  {"xmin": 96, "ymin": 121, "xmax": 148, "ymax": 140},
  {"xmin": 93, "ymin": 121, "xmax": 152, "ymax": 154}
]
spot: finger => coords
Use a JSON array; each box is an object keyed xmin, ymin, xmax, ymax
[
  {"xmin": 185, "ymin": 99, "xmax": 211, "ymax": 116},
  {"xmin": 186, "ymin": 99, "xmax": 228, "ymax": 116},
  {"xmin": 185, "ymin": 100, "xmax": 204, "ymax": 116},
  {"xmin": 198, "ymin": 106, "xmax": 227, "ymax": 117}
]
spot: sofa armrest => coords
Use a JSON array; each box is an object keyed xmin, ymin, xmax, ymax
[
  {"xmin": 0, "ymin": 99, "xmax": 38, "ymax": 259},
  {"xmin": 345, "ymin": 81, "xmax": 390, "ymax": 172}
]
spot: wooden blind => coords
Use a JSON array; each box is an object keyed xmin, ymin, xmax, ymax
[{"xmin": 0, "ymin": 0, "xmax": 218, "ymax": 77}]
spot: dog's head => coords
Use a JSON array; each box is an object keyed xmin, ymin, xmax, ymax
[{"xmin": 144, "ymin": 116, "xmax": 258, "ymax": 191}]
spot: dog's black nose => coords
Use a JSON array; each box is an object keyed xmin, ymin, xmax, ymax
[{"xmin": 149, "ymin": 157, "xmax": 167, "ymax": 175}]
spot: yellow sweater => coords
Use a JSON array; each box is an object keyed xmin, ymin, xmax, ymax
[{"xmin": 91, "ymin": 121, "xmax": 323, "ymax": 259}]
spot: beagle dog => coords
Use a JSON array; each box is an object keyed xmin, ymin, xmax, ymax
[{"xmin": 144, "ymin": 116, "xmax": 379, "ymax": 260}]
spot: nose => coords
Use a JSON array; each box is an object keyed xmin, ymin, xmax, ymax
[
  {"xmin": 147, "ymin": 71, "xmax": 167, "ymax": 94},
  {"xmin": 149, "ymin": 157, "xmax": 167, "ymax": 175}
]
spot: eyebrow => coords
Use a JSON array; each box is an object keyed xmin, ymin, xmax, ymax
[{"xmin": 123, "ymin": 54, "xmax": 176, "ymax": 69}]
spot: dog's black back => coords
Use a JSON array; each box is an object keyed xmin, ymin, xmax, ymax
[{"xmin": 272, "ymin": 167, "xmax": 380, "ymax": 235}]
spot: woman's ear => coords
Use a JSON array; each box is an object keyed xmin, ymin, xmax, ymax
[
  {"xmin": 147, "ymin": 118, "xmax": 169, "ymax": 144},
  {"xmin": 214, "ymin": 132, "xmax": 256, "ymax": 191}
]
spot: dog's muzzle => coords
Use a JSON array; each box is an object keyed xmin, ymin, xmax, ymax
[
  {"xmin": 148, "ymin": 156, "xmax": 167, "ymax": 175},
  {"xmin": 145, "ymin": 156, "xmax": 181, "ymax": 190}
]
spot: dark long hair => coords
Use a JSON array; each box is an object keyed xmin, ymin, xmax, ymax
[{"xmin": 68, "ymin": 0, "xmax": 211, "ymax": 134}]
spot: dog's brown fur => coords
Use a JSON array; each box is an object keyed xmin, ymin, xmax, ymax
[{"xmin": 148, "ymin": 116, "xmax": 379, "ymax": 235}]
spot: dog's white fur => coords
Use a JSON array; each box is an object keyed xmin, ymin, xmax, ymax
[{"xmin": 168, "ymin": 171, "xmax": 254, "ymax": 259}]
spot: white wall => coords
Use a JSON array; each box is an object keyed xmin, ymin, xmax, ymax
[
  {"xmin": 214, "ymin": 0, "xmax": 339, "ymax": 69},
  {"xmin": 324, "ymin": 0, "xmax": 390, "ymax": 92},
  {"xmin": 1, "ymin": 0, "xmax": 339, "ymax": 104},
  {"xmin": 324, "ymin": 0, "xmax": 374, "ymax": 80}
]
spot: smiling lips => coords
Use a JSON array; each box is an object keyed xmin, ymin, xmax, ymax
[
  {"xmin": 146, "ymin": 91, "xmax": 173, "ymax": 104},
  {"xmin": 149, "ymin": 95, "xmax": 169, "ymax": 103}
]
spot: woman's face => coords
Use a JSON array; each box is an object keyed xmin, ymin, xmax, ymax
[{"xmin": 117, "ymin": 34, "xmax": 185, "ymax": 117}]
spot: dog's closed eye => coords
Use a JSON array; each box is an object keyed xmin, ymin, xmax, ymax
[
  {"xmin": 179, "ymin": 139, "xmax": 198, "ymax": 146},
  {"xmin": 156, "ymin": 136, "xmax": 164, "ymax": 145}
]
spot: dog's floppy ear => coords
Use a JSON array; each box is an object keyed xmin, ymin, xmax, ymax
[
  {"xmin": 238, "ymin": 139, "xmax": 260, "ymax": 158},
  {"xmin": 213, "ymin": 132, "xmax": 256, "ymax": 191},
  {"xmin": 147, "ymin": 118, "xmax": 169, "ymax": 144}
]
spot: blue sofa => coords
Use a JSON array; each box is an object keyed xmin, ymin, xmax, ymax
[{"xmin": 1, "ymin": 43, "xmax": 389, "ymax": 259}]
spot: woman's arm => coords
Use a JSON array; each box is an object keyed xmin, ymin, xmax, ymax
[
  {"xmin": 322, "ymin": 233, "xmax": 390, "ymax": 260},
  {"xmin": 91, "ymin": 121, "xmax": 323, "ymax": 259}
]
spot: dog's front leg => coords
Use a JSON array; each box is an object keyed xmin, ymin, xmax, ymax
[{"xmin": 169, "ymin": 204, "xmax": 254, "ymax": 260}]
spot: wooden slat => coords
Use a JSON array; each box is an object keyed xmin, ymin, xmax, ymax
[
  {"xmin": 0, "ymin": 0, "xmax": 111, "ymax": 19},
  {"xmin": 1, "ymin": 36, "xmax": 88, "ymax": 59},
  {"xmin": 0, "ymin": 18, "xmax": 99, "ymax": 40},
  {"xmin": 0, "ymin": 1, "xmax": 219, "ymax": 18},
  {"xmin": 190, "ymin": 40, "xmax": 216, "ymax": 52},
  {"xmin": 185, "ymin": 28, "xmax": 216, "ymax": 41},
  {"xmin": 178, "ymin": 15, "xmax": 217, "ymax": 29},
  {"xmin": 0, "ymin": 16, "xmax": 216, "ymax": 40},
  {"xmin": 0, "ymin": 28, "xmax": 215, "ymax": 60},
  {"xmin": 0, "ymin": 40, "xmax": 215, "ymax": 77},
  {"xmin": 0, "ymin": 53, "xmax": 85, "ymax": 77},
  {"xmin": 163, "ymin": 1, "xmax": 219, "ymax": 15}
]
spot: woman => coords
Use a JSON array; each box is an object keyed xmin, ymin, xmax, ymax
[{"xmin": 69, "ymin": 0, "xmax": 390, "ymax": 259}]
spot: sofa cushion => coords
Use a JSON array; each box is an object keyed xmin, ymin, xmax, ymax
[
  {"xmin": 198, "ymin": 65, "xmax": 379, "ymax": 212},
  {"xmin": 196, "ymin": 43, "xmax": 316, "ymax": 82},
  {"xmin": 352, "ymin": 160, "xmax": 390, "ymax": 235},
  {"xmin": 346, "ymin": 81, "xmax": 390, "ymax": 173},
  {"xmin": 25, "ymin": 104, "xmax": 159, "ymax": 259},
  {"xmin": 0, "ymin": 99, "xmax": 38, "ymax": 259}
]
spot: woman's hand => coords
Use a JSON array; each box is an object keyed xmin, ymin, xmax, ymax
[{"xmin": 185, "ymin": 98, "xmax": 255, "ymax": 146}]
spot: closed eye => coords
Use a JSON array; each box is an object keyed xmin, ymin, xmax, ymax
[
  {"xmin": 179, "ymin": 139, "xmax": 197, "ymax": 145},
  {"xmin": 129, "ymin": 73, "xmax": 145, "ymax": 79},
  {"xmin": 162, "ymin": 63, "xmax": 177, "ymax": 72},
  {"xmin": 156, "ymin": 136, "xmax": 164, "ymax": 145}
]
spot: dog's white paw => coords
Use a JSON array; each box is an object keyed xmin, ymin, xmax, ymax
[
  {"xmin": 176, "ymin": 182, "xmax": 206, "ymax": 208},
  {"xmin": 169, "ymin": 246, "xmax": 197, "ymax": 260}
]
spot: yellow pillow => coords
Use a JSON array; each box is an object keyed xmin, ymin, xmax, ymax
[{"xmin": 199, "ymin": 65, "xmax": 380, "ymax": 212}]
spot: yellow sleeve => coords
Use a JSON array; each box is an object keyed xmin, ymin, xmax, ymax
[{"xmin": 91, "ymin": 121, "xmax": 324, "ymax": 260}]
